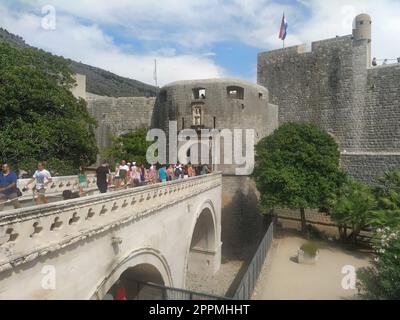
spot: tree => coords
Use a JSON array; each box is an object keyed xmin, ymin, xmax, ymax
[
  {"xmin": 373, "ymin": 170, "xmax": 400, "ymax": 228},
  {"xmin": 357, "ymin": 227, "xmax": 400, "ymax": 300},
  {"xmin": 253, "ymin": 123, "xmax": 344, "ymax": 233},
  {"xmin": 0, "ymin": 42, "xmax": 98, "ymax": 175},
  {"xmin": 101, "ymin": 128, "xmax": 152, "ymax": 166},
  {"xmin": 329, "ymin": 178, "xmax": 377, "ymax": 242},
  {"xmin": 355, "ymin": 171, "xmax": 400, "ymax": 299}
]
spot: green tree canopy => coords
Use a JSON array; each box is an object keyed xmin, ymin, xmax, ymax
[
  {"xmin": 253, "ymin": 122, "xmax": 344, "ymax": 232},
  {"xmin": 0, "ymin": 42, "xmax": 98, "ymax": 175},
  {"xmin": 101, "ymin": 128, "xmax": 152, "ymax": 167}
]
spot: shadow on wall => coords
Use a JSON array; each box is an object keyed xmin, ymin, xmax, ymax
[{"xmin": 221, "ymin": 177, "xmax": 268, "ymax": 261}]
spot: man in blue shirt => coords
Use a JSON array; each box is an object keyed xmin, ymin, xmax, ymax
[{"xmin": 0, "ymin": 163, "xmax": 21, "ymax": 211}]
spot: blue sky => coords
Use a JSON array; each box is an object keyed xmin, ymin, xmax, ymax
[{"xmin": 1, "ymin": 0, "xmax": 400, "ymax": 87}]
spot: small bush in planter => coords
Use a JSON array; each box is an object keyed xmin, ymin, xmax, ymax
[{"xmin": 300, "ymin": 242, "xmax": 319, "ymax": 257}]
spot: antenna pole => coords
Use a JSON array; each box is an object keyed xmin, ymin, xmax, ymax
[{"xmin": 154, "ymin": 59, "xmax": 158, "ymax": 96}]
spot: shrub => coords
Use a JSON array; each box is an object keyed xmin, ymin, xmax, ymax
[
  {"xmin": 357, "ymin": 228, "xmax": 400, "ymax": 299},
  {"xmin": 300, "ymin": 242, "xmax": 319, "ymax": 257}
]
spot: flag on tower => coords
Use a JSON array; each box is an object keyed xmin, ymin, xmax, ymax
[{"xmin": 279, "ymin": 13, "xmax": 288, "ymax": 41}]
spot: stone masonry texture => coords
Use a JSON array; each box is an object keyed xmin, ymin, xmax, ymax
[
  {"xmin": 258, "ymin": 32, "xmax": 400, "ymax": 184},
  {"xmin": 86, "ymin": 96, "xmax": 156, "ymax": 150}
]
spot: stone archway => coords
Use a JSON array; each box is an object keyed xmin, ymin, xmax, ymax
[
  {"xmin": 106, "ymin": 264, "xmax": 166, "ymax": 300},
  {"xmin": 92, "ymin": 248, "xmax": 173, "ymax": 300},
  {"xmin": 185, "ymin": 200, "xmax": 220, "ymax": 283}
]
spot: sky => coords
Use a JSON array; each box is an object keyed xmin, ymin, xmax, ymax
[{"xmin": 1, "ymin": 0, "xmax": 400, "ymax": 86}]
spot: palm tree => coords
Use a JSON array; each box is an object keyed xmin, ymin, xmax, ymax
[{"xmin": 330, "ymin": 178, "xmax": 377, "ymax": 243}]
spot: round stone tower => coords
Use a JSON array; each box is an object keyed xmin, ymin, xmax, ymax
[
  {"xmin": 152, "ymin": 79, "xmax": 279, "ymax": 256},
  {"xmin": 153, "ymin": 78, "xmax": 278, "ymax": 175},
  {"xmin": 352, "ymin": 13, "xmax": 372, "ymax": 66}
]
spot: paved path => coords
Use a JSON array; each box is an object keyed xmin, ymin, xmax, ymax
[{"xmin": 253, "ymin": 231, "xmax": 371, "ymax": 300}]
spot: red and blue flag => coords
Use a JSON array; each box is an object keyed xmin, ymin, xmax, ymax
[{"xmin": 279, "ymin": 13, "xmax": 288, "ymax": 41}]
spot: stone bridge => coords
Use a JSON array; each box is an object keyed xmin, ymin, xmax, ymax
[{"xmin": 0, "ymin": 173, "xmax": 222, "ymax": 299}]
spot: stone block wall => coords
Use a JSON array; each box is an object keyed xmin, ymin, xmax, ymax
[
  {"xmin": 86, "ymin": 96, "xmax": 156, "ymax": 150},
  {"xmin": 258, "ymin": 34, "xmax": 400, "ymax": 184}
]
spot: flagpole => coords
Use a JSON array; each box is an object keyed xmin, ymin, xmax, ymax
[{"xmin": 154, "ymin": 59, "xmax": 158, "ymax": 96}]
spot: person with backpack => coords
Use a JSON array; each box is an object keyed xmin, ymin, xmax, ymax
[
  {"xmin": 0, "ymin": 163, "xmax": 21, "ymax": 211},
  {"xmin": 174, "ymin": 164, "xmax": 183, "ymax": 180}
]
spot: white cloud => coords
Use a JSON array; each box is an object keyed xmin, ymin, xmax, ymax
[
  {"xmin": 289, "ymin": 0, "xmax": 400, "ymax": 61},
  {"xmin": 1, "ymin": 0, "xmax": 400, "ymax": 86},
  {"xmin": 0, "ymin": 2, "xmax": 226, "ymax": 86}
]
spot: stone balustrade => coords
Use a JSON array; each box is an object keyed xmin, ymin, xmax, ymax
[
  {"xmin": 17, "ymin": 175, "xmax": 99, "ymax": 201},
  {"xmin": 0, "ymin": 173, "xmax": 222, "ymax": 273}
]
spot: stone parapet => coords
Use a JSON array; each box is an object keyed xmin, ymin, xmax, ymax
[{"xmin": 0, "ymin": 173, "xmax": 222, "ymax": 273}]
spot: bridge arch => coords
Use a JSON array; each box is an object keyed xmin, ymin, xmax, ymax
[
  {"xmin": 92, "ymin": 248, "xmax": 173, "ymax": 300},
  {"xmin": 184, "ymin": 199, "xmax": 220, "ymax": 286}
]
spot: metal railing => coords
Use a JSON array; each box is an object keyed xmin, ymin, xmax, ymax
[
  {"xmin": 233, "ymin": 223, "xmax": 274, "ymax": 300},
  {"xmin": 119, "ymin": 278, "xmax": 231, "ymax": 300},
  {"xmin": 113, "ymin": 223, "xmax": 274, "ymax": 301}
]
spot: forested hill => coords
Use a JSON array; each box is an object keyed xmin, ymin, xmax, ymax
[{"xmin": 0, "ymin": 28, "xmax": 157, "ymax": 97}]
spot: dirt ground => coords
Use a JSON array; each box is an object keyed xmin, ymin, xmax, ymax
[{"xmin": 253, "ymin": 229, "xmax": 372, "ymax": 300}]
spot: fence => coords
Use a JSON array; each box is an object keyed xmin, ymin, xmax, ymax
[
  {"xmin": 119, "ymin": 278, "xmax": 231, "ymax": 300},
  {"xmin": 233, "ymin": 223, "xmax": 274, "ymax": 300}
]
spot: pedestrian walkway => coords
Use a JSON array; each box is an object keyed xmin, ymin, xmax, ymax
[{"xmin": 252, "ymin": 230, "xmax": 371, "ymax": 300}]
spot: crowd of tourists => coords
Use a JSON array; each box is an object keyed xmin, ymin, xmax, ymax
[
  {"xmin": 95, "ymin": 160, "xmax": 212, "ymax": 194},
  {"xmin": 0, "ymin": 160, "xmax": 212, "ymax": 210}
]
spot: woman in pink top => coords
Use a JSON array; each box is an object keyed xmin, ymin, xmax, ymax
[
  {"xmin": 148, "ymin": 165, "xmax": 157, "ymax": 184},
  {"xmin": 132, "ymin": 166, "xmax": 141, "ymax": 187}
]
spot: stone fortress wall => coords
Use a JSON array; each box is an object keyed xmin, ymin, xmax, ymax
[
  {"xmin": 257, "ymin": 14, "xmax": 400, "ymax": 184},
  {"xmin": 86, "ymin": 96, "xmax": 156, "ymax": 151},
  {"xmin": 71, "ymin": 74, "xmax": 156, "ymax": 151},
  {"xmin": 153, "ymin": 79, "xmax": 279, "ymax": 256}
]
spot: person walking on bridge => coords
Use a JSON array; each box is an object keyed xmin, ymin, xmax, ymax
[
  {"xmin": 0, "ymin": 163, "xmax": 21, "ymax": 211},
  {"xmin": 158, "ymin": 164, "xmax": 167, "ymax": 183},
  {"xmin": 96, "ymin": 160, "xmax": 111, "ymax": 194},
  {"xmin": 148, "ymin": 165, "xmax": 157, "ymax": 184},
  {"xmin": 26, "ymin": 161, "xmax": 52, "ymax": 205},
  {"xmin": 78, "ymin": 165, "xmax": 88, "ymax": 197},
  {"xmin": 118, "ymin": 160, "xmax": 130, "ymax": 187}
]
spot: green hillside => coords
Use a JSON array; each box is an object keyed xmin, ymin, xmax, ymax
[{"xmin": 0, "ymin": 28, "xmax": 157, "ymax": 97}]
